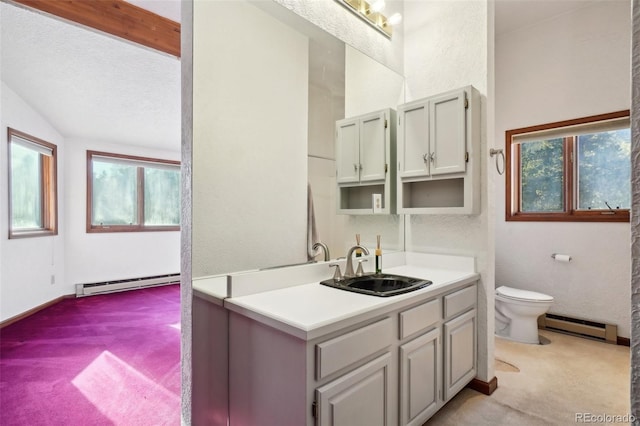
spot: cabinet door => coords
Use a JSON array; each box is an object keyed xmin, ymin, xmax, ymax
[
  {"xmin": 316, "ymin": 353, "xmax": 391, "ymax": 426},
  {"xmin": 443, "ymin": 309, "xmax": 476, "ymax": 401},
  {"xmin": 359, "ymin": 111, "xmax": 387, "ymax": 182},
  {"xmin": 399, "ymin": 328, "xmax": 441, "ymax": 426},
  {"xmin": 398, "ymin": 101, "xmax": 430, "ymax": 179},
  {"xmin": 429, "ymin": 89, "xmax": 467, "ymax": 176},
  {"xmin": 336, "ymin": 118, "xmax": 360, "ymax": 183}
]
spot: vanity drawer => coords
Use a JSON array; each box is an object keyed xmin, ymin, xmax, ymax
[
  {"xmin": 399, "ymin": 298, "xmax": 441, "ymax": 339},
  {"xmin": 316, "ymin": 317, "xmax": 392, "ymax": 380},
  {"xmin": 444, "ymin": 285, "xmax": 477, "ymax": 319}
]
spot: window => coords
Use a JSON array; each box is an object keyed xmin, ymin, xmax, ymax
[
  {"xmin": 87, "ymin": 151, "xmax": 180, "ymax": 232},
  {"xmin": 506, "ymin": 110, "xmax": 630, "ymax": 222},
  {"xmin": 8, "ymin": 128, "xmax": 58, "ymax": 238}
]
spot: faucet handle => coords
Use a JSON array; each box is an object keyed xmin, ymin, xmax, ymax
[
  {"xmin": 329, "ymin": 263, "xmax": 342, "ymax": 281},
  {"xmin": 356, "ymin": 259, "xmax": 368, "ymax": 277}
]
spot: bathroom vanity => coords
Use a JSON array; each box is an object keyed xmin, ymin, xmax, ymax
[{"xmin": 194, "ymin": 252, "xmax": 478, "ymax": 426}]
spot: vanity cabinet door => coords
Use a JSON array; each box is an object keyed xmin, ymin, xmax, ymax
[
  {"xmin": 398, "ymin": 100, "xmax": 430, "ymax": 179},
  {"xmin": 359, "ymin": 111, "xmax": 387, "ymax": 182},
  {"xmin": 399, "ymin": 328, "xmax": 441, "ymax": 426},
  {"xmin": 429, "ymin": 89, "xmax": 467, "ymax": 176},
  {"xmin": 396, "ymin": 86, "xmax": 479, "ymax": 215},
  {"xmin": 336, "ymin": 111, "xmax": 387, "ymax": 184},
  {"xmin": 336, "ymin": 117, "xmax": 360, "ymax": 184},
  {"xmin": 398, "ymin": 89, "xmax": 467, "ymax": 180},
  {"xmin": 316, "ymin": 353, "xmax": 391, "ymax": 426},
  {"xmin": 443, "ymin": 309, "xmax": 476, "ymax": 401}
]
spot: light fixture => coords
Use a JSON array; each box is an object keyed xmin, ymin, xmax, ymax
[
  {"xmin": 370, "ymin": 0, "xmax": 386, "ymax": 13},
  {"xmin": 388, "ymin": 12, "xmax": 402, "ymax": 26},
  {"xmin": 335, "ymin": 0, "xmax": 401, "ymax": 38}
]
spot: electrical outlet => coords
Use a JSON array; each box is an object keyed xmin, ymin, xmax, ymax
[
  {"xmin": 372, "ymin": 193, "xmax": 383, "ymax": 213},
  {"xmin": 50, "ymin": 275, "xmax": 55, "ymax": 285}
]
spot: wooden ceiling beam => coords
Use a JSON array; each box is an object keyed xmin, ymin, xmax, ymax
[{"xmin": 9, "ymin": 0, "xmax": 181, "ymax": 57}]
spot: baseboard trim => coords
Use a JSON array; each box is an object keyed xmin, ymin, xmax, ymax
[
  {"xmin": 0, "ymin": 294, "xmax": 74, "ymax": 329},
  {"xmin": 467, "ymin": 376, "xmax": 498, "ymax": 395},
  {"xmin": 617, "ymin": 336, "xmax": 630, "ymax": 346}
]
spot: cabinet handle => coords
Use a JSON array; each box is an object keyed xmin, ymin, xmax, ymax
[
  {"xmin": 423, "ymin": 153, "xmax": 429, "ymax": 163},
  {"xmin": 359, "ymin": 163, "xmax": 363, "ymax": 171},
  {"xmin": 353, "ymin": 163, "xmax": 358, "ymax": 172},
  {"xmin": 429, "ymin": 152, "xmax": 435, "ymax": 162}
]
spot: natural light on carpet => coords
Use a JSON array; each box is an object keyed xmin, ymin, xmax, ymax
[{"xmin": 71, "ymin": 351, "xmax": 179, "ymax": 425}]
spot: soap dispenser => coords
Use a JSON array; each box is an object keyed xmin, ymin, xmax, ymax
[{"xmin": 375, "ymin": 235, "xmax": 382, "ymax": 274}]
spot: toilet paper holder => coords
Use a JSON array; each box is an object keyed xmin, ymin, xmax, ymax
[{"xmin": 551, "ymin": 253, "xmax": 572, "ymax": 262}]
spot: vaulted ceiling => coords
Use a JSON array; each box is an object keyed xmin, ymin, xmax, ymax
[
  {"xmin": 1, "ymin": 0, "xmax": 600, "ymax": 152},
  {"xmin": 1, "ymin": 2, "xmax": 181, "ymax": 151}
]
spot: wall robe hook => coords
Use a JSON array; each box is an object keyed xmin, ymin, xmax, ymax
[{"xmin": 489, "ymin": 148, "xmax": 505, "ymax": 175}]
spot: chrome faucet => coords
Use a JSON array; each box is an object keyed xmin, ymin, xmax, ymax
[
  {"xmin": 344, "ymin": 245, "xmax": 370, "ymax": 278},
  {"xmin": 312, "ymin": 242, "xmax": 330, "ymax": 262}
]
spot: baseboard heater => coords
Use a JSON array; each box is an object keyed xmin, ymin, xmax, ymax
[
  {"xmin": 538, "ymin": 313, "xmax": 617, "ymax": 344},
  {"xmin": 75, "ymin": 273, "xmax": 180, "ymax": 297}
]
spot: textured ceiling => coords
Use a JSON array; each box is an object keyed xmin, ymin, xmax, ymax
[
  {"xmin": 0, "ymin": 2, "xmax": 181, "ymax": 151},
  {"xmin": 0, "ymin": 0, "xmax": 607, "ymax": 153},
  {"xmin": 495, "ymin": 0, "xmax": 612, "ymax": 36},
  {"xmin": 126, "ymin": 0, "xmax": 181, "ymax": 23}
]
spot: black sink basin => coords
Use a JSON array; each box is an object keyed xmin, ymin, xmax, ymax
[{"xmin": 320, "ymin": 273, "xmax": 432, "ymax": 297}]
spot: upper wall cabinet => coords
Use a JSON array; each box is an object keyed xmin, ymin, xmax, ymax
[
  {"xmin": 397, "ymin": 86, "xmax": 480, "ymax": 215},
  {"xmin": 336, "ymin": 109, "xmax": 396, "ymax": 215}
]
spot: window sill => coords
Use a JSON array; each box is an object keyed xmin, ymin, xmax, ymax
[
  {"xmin": 506, "ymin": 211, "xmax": 630, "ymax": 223},
  {"xmin": 9, "ymin": 229, "xmax": 58, "ymax": 239},
  {"xmin": 87, "ymin": 225, "xmax": 180, "ymax": 233}
]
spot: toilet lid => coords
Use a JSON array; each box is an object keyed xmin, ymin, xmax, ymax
[{"xmin": 496, "ymin": 286, "xmax": 553, "ymax": 302}]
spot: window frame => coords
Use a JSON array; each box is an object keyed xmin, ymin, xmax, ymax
[
  {"xmin": 7, "ymin": 128, "xmax": 58, "ymax": 239},
  {"xmin": 505, "ymin": 110, "xmax": 630, "ymax": 223},
  {"xmin": 86, "ymin": 150, "xmax": 180, "ymax": 233}
]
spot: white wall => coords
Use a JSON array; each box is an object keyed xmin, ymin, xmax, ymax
[
  {"xmin": 0, "ymin": 82, "xmax": 66, "ymax": 321},
  {"xmin": 403, "ymin": 0, "xmax": 493, "ymax": 382},
  {"xmin": 272, "ymin": 0, "xmax": 404, "ymax": 75},
  {"xmin": 64, "ymin": 138, "xmax": 180, "ymax": 287},
  {"xmin": 495, "ymin": 1, "xmax": 632, "ymax": 338},
  {"xmin": 192, "ymin": 0, "xmax": 309, "ymax": 277},
  {"xmin": 0, "ymin": 81, "xmax": 181, "ymax": 322}
]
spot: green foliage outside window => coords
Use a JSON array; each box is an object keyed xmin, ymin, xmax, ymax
[
  {"xmin": 90, "ymin": 155, "xmax": 180, "ymax": 229},
  {"xmin": 92, "ymin": 161, "xmax": 137, "ymax": 225},
  {"xmin": 520, "ymin": 138, "xmax": 564, "ymax": 212},
  {"xmin": 519, "ymin": 129, "xmax": 630, "ymax": 214},
  {"xmin": 10, "ymin": 143, "xmax": 42, "ymax": 229},
  {"xmin": 144, "ymin": 168, "xmax": 181, "ymax": 225},
  {"xmin": 577, "ymin": 129, "xmax": 630, "ymax": 210}
]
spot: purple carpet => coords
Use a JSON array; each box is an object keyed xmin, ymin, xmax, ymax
[{"xmin": 0, "ymin": 284, "xmax": 181, "ymax": 426}]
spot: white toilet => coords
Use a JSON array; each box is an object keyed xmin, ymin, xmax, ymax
[{"xmin": 495, "ymin": 286, "xmax": 554, "ymax": 344}]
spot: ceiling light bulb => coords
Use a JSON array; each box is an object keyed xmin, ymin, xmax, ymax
[
  {"xmin": 388, "ymin": 12, "xmax": 402, "ymax": 26},
  {"xmin": 370, "ymin": 0, "xmax": 386, "ymax": 13}
]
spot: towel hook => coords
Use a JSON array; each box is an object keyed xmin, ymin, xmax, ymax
[{"xmin": 489, "ymin": 148, "xmax": 505, "ymax": 175}]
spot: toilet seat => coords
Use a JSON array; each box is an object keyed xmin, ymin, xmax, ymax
[{"xmin": 496, "ymin": 286, "xmax": 553, "ymax": 303}]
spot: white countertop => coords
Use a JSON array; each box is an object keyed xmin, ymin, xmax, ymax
[
  {"xmin": 192, "ymin": 275, "xmax": 228, "ymax": 306},
  {"xmin": 224, "ymin": 260, "xmax": 478, "ymax": 340}
]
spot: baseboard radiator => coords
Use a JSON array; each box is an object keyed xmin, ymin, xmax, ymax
[
  {"xmin": 75, "ymin": 273, "xmax": 180, "ymax": 297},
  {"xmin": 538, "ymin": 313, "xmax": 617, "ymax": 344}
]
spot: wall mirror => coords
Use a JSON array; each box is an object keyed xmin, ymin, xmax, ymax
[{"xmin": 191, "ymin": 0, "xmax": 406, "ymax": 280}]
